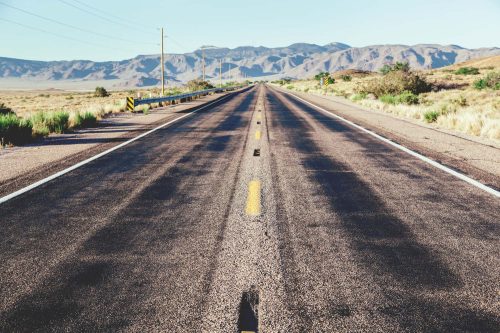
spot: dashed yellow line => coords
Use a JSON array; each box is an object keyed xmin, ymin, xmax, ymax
[
  {"xmin": 245, "ymin": 180, "xmax": 261, "ymax": 216},
  {"xmin": 256, "ymin": 114, "xmax": 261, "ymax": 120},
  {"xmin": 255, "ymin": 130, "xmax": 261, "ymax": 140}
]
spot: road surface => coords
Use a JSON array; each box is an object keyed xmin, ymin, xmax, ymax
[{"xmin": 0, "ymin": 85, "xmax": 498, "ymax": 332}]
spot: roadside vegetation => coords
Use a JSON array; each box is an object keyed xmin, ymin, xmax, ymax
[
  {"xmin": 187, "ymin": 79, "xmax": 215, "ymax": 91},
  {"xmin": 274, "ymin": 57, "xmax": 500, "ymax": 140},
  {"xmin": 1, "ymin": 80, "xmax": 245, "ymax": 147},
  {"xmin": 0, "ymin": 86, "xmax": 154, "ymax": 146}
]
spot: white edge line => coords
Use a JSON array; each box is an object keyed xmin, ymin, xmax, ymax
[
  {"xmin": 0, "ymin": 93, "xmax": 235, "ymax": 205},
  {"xmin": 281, "ymin": 89, "xmax": 500, "ymax": 198}
]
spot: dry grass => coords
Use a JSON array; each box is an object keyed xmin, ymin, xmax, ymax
[
  {"xmin": 280, "ymin": 58, "xmax": 500, "ymax": 141},
  {"xmin": 0, "ymin": 87, "xmax": 188, "ymax": 121}
]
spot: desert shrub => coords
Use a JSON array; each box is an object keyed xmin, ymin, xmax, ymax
[
  {"xmin": 304, "ymin": 88, "xmax": 310, "ymax": 93},
  {"xmin": 379, "ymin": 94, "xmax": 397, "ymax": 105},
  {"xmin": 454, "ymin": 67, "xmax": 479, "ymax": 75},
  {"xmin": 80, "ymin": 112, "xmax": 97, "ymax": 127},
  {"xmin": 0, "ymin": 102, "xmax": 15, "ymax": 115},
  {"xmin": 314, "ymin": 72, "xmax": 330, "ymax": 81},
  {"xmin": 473, "ymin": 72, "xmax": 500, "ymax": 90},
  {"xmin": 424, "ymin": 110, "xmax": 440, "ymax": 123},
  {"xmin": 341, "ymin": 75, "xmax": 352, "ymax": 82},
  {"xmin": 360, "ymin": 70, "xmax": 432, "ymax": 97},
  {"xmin": 452, "ymin": 95, "xmax": 468, "ymax": 107},
  {"xmin": 286, "ymin": 85, "xmax": 294, "ymax": 90},
  {"xmin": 379, "ymin": 91, "xmax": 419, "ymax": 105},
  {"xmin": 326, "ymin": 77, "xmax": 335, "ymax": 85},
  {"xmin": 94, "ymin": 86, "xmax": 110, "ymax": 97},
  {"xmin": 186, "ymin": 79, "xmax": 214, "ymax": 91},
  {"xmin": 473, "ymin": 79, "xmax": 487, "ymax": 90},
  {"xmin": 0, "ymin": 113, "xmax": 33, "ymax": 146},
  {"xmin": 351, "ymin": 92, "xmax": 367, "ymax": 101},
  {"xmin": 140, "ymin": 104, "xmax": 150, "ymax": 114},
  {"xmin": 72, "ymin": 111, "xmax": 97, "ymax": 128},
  {"xmin": 396, "ymin": 91, "xmax": 420, "ymax": 105},
  {"xmin": 380, "ymin": 62, "xmax": 410, "ymax": 75},
  {"xmin": 31, "ymin": 110, "xmax": 70, "ymax": 135}
]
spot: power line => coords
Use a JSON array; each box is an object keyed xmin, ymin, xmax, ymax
[
  {"xmin": 0, "ymin": 1, "xmax": 156, "ymax": 46},
  {"xmin": 164, "ymin": 34, "xmax": 189, "ymax": 52},
  {"xmin": 61, "ymin": 0, "xmax": 189, "ymax": 52},
  {"xmin": 58, "ymin": 0, "xmax": 155, "ymax": 36},
  {"xmin": 0, "ymin": 17, "xmax": 146, "ymax": 53},
  {"xmin": 70, "ymin": 0, "xmax": 157, "ymax": 32}
]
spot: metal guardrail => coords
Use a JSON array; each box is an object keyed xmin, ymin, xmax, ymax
[{"xmin": 126, "ymin": 85, "xmax": 246, "ymax": 111}]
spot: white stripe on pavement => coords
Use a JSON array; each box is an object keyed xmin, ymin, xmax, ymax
[
  {"xmin": 0, "ymin": 93, "xmax": 235, "ymax": 205},
  {"xmin": 283, "ymin": 90, "xmax": 500, "ymax": 198}
]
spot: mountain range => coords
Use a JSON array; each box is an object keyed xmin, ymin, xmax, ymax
[{"xmin": 1, "ymin": 43, "xmax": 499, "ymax": 88}]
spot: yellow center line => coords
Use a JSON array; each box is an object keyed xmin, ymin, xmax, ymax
[
  {"xmin": 255, "ymin": 130, "xmax": 261, "ymax": 140},
  {"xmin": 256, "ymin": 114, "xmax": 261, "ymax": 120},
  {"xmin": 245, "ymin": 180, "xmax": 261, "ymax": 216}
]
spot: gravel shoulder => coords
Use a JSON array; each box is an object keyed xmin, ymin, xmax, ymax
[
  {"xmin": 0, "ymin": 90, "xmax": 241, "ymax": 197},
  {"xmin": 273, "ymin": 86, "xmax": 500, "ymax": 189}
]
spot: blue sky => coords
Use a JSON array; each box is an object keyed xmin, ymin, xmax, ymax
[{"xmin": 0, "ymin": 0, "xmax": 499, "ymax": 61}]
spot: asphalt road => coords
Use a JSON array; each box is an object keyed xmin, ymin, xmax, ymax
[{"xmin": 0, "ymin": 85, "xmax": 498, "ymax": 332}]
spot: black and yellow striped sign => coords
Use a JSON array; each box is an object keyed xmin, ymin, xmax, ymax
[{"xmin": 126, "ymin": 97, "xmax": 134, "ymax": 111}]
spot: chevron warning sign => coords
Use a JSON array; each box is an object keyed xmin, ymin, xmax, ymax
[{"xmin": 126, "ymin": 97, "xmax": 134, "ymax": 111}]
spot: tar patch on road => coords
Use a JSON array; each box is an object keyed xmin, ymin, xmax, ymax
[{"xmin": 238, "ymin": 287, "xmax": 259, "ymax": 332}]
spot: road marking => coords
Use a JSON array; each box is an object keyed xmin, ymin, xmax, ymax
[
  {"xmin": 0, "ymin": 93, "xmax": 237, "ymax": 205},
  {"xmin": 282, "ymin": 90, "xmax": 500, "ymax": 198},
  {"xmin": 245, "ymin": 180, "xmax": 261, "ymax": 215},
  {"xmin": 255, "ymin": 130, "xmax": 261, "ymax": 140},
  {"xmin": 256, "ymin": 114, "xmax": 261, "ymax": 120}
]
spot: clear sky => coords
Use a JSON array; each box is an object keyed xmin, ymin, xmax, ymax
[{"xmin": 1, "ymin": 0, "xmax": 499, "ymax": 61}]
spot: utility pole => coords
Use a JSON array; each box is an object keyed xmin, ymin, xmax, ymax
[
  {"xmin": 219, "ymin": 59, "xmax": 222, "ymax": 88},
  {"xmin": 160, "ymin": 27, "xmax": 165, "ymax": 96}
]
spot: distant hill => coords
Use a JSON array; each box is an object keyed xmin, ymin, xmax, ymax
[
  {"xmin": 1, "ymin": 43, "xmax": 499, "ymax": 88},
  {"xmin": 442, "ymin": 55, "xmax": 500, "ymax": 70}
]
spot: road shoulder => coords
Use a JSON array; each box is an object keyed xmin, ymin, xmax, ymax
[
  {"xmin": 271, "ymin": 85, "xmax": 500, "ymax": 189},
  {"xmin": 0, "ymin": 90, "xmax": 241, "ymax": 197}
]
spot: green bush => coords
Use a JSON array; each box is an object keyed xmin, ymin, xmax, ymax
[
  {"xmin": 379, "ymin": 91, "xmax": 419, "ymax": 105},
  {"xmin": 380, "ymin": 62, "xmax": 410, "ymax": 75},
  {"xmin": 0, "ymin": 113, "xmax": 33, "ymax": 146},
  {"xmin": 341, "ymin": 75, "xmax": 352, "ymax": 82},
  {"xmin": 360, "ymin": 70, "xmax": 432, "ymax": 97},
  {"xmin": 31, "ymin": 110, "xmax": 70, "ymax": 135},
  {"xmin": 314, "ymin": 72, "xmax": 330, "ymax": 81},
  {"xmin": 473, "ymin": 72, "xmax": 500, "ymax": 90},
  {"xmin": 454, "ymin": 67, "xmax": 479, "ymax": 75},
  {"xmin": 286, "ymin": 85, "xmax": 294, "ymax": 90},
  {"xmin": 73, "ymin": 111, "xmax": 97, "ymax": 128},
  {"xmin": 396, "ymin": 91, "xmax": 419, "ymax": 105},
  {"xmin": 351, "ymin": 92, "xmax": 367, "ymax": 101},
  {"xmin": 379, "ymin": 94, "xmax": 397, "ymax": 105},
  {"xmin": 473, "ymin": 79, "xmax": 487, "ymax": 90},
  {"xmin": 186, "ymin": 79, "xmax": 215, "ymax": 91},
  {"xmin": 424, "ymin": 111, "xmax": 440, "ymax": 123},
  {"xmin": 326, "ymin": 77, "xmax": 335, "ymax": 85},
  {"xmin": 94, "ymin": 86, "xmax": 110, "ymax": 97}
]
